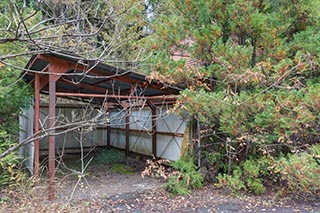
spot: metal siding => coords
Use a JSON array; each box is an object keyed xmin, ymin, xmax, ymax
[
  {"xmin": 129, "ymin": 132, "xmax": 152, "ymax": 155},
  {"xmin": 156, "ymin": 109, "xmax": 187, "ymax": 161},
  {"xmin": 20, "ymin": 103, "xmax": 187, "ymax": 162},
  {"xmin": 156, "ymin": 135, "xmax": 182, "ymax": 161},
  {"xmin": 110, "ymin": 129, "xmax": 125, "ymax": 149},
  {"xmin": 129, "ymin": 108, "xmax": 152, "ymax": 131},
  {"xmin": 19, "ymin": 105, "xmax": 34, "ymax": 174}
]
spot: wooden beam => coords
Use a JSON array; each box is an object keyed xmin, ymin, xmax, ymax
[{"xmin": 48, "ymin": 126, "xmax": 184, "ymax": 137}]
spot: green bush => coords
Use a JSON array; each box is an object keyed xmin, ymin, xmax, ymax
[
  {"xmin": 246, "ymin": 178, "xmax": 266, "ymax": 195},
  {"xmin": 0, "ymin": 131, "xmax": 25, "ymax": 188},
  {"xmin": 310, "ymin": 144, "xmax": 320, "ymax": 165},
  {"xmin": 216, "ymin": 167, "xmax": 246, "ymax": 192},
  {"xmin": 215, "ymin": 145, "xmax": 320, "ymax": 195},
  {"xmin": 216, "ymin": 157, "xmax": 278, "ymax": 194},
  {"xmin": 164, "ymin": 157, "xmax": 203, "ymax": 195},
  {"xmin": 278, "ymin": 149, "xmax": 320, "ymax": 194},
  {"xmin": 242, "ymin": 158, "xmax": 269, "ymax": 194}
]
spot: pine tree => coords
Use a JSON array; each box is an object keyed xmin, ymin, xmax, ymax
[{"xmin": 145, "ymin": 0, "xmax": 320, "ymax": 181}]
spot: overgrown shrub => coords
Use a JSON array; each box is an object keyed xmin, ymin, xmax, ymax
[
  {"xmin": 214, "ymin": 145, "xmax": 320, "ymax": 195},
  {"xmin": 0, "ymin": 56, "xmax": 32, "ymax": 187},
  {"xmin": 216, "ymin": 167, "xmax": 246, "ymax": 192},
  {"xmin": 142, "ymin": 155, "xmax": 203, "ymax": 195},
  {"xmin": 164, "ymin": 157, "xmax": 203, "ymax": 195},
  {"xmin": 0, "ymin": 131, "xmax": 26, "ymax": 188},
  {"xmin": 145, "ymin": 0, "xmax": 320, "ymax": 196},
  {"xmin": 278, "ymin": 147, "xmax": 320, "ymax": 194}
]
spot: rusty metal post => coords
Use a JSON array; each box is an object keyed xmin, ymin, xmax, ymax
[
  {"xmin": 48, "ymin": 72, "xmax": 56, "ymax": 201},
  {"xmin": 34, "ymin": 74, "xmax": 40, "ymax": 178},
  {"xmin": 146, "ymin": 100, "xmax": 157, "ymax": 157}
]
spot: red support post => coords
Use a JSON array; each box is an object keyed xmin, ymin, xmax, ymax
[
  {"xmin": 48, "ymin": 72, "xmax": 56, "ymax": 201},
  {"xmin": 34, "ymin": 74, "xmax": 40, "ymax": 178}
]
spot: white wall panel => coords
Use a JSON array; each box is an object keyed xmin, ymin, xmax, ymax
[
  {"xmin": 19, "ymin": 105, "xmax": 34, "ymax": 174},
  {"xmin": 156, "ymin": 135, "xmax": 182, "ymax": 161},
  {"xmin": 129, "ymin": 132, "xmax": 152, "ymax": 155},
  {"xmin": 129, "ymin": 109, "xmax": 152, "ymax": 131},
  {"xmin": 20, "ymin": 104, "xmax": 188, "ymax": 164}
]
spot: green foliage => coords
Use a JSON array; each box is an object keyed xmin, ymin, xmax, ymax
[
  {"xmin": 165, "ymin": 176, "xmax": 192, "ymax": 195},
  {"xmin": 164, "ymin": 157, "xmax": 203, "ymax": 195},
  {"xmin": 0, "ymin": 1, "xmax": 37, "ymax": 188},
  {"xmin": 0, "ymin": 131, "xmax": 26, "ymax": 188},
  {"xmin": 216, "ymin": 167, "xmax": 246, "ymax": 192},
  {"xmin": 147, "ymin": 0, "xmax": 320, "ymax": 163},
  {"xmin": 0, "ymin": 56, "xmax": 32, "ymax": 188},
  {"xmin": 278, "ymin": 148, "xmax": 320, "ymax": 194},
  {"xmin": 93, "ymin": 148, "xmax": 125, "ymax": 165},
  {"xmin": 216, "ymin": 158, "xmax": 271, "ymax": 194},
  {"xmin": 243, "ymin": 159, "xmax": 268, "ymax": 194},
  {"xmin": 215, "ymin": 146, "xmax": 320, "ymax": 195}
]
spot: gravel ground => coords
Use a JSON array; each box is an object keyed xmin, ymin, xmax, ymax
[{"xmin": 1, "ymin": 161, "xmax": 319, "ymax": 212}]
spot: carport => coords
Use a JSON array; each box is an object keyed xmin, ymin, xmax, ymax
[{"xmin": 20, "ymin": 51, "xmax": 191, "ymax": 200}]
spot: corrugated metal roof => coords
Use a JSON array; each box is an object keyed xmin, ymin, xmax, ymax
[{"xmin": 24, "ymin": 52, "xmax": 182, "ymax": 104}]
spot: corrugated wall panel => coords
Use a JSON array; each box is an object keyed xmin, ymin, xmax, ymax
[
  {"xmin": 156, "ymin": 135, "xmax": 182, "ymax": 161},
  {"xmin": 20, "ymin": 104, "xmax": 188, "ymax": 163},
  {"xmin": 110, "ymin": 129, "xmax": 125, "ymax": 149},
  {"xmin": 129, "ymin": 132, "xmax": 152, "ymax": 155},
  {"xmin": 19, "ymin": 105, "xmax": 34, "ymax": 174},
  {"xmin": 156, "ymin": 108, "xmax": 188, "ymax": 160},
  {"xmin": 129, "ymin": 108, "xmax": 152, "ymax": 131}
]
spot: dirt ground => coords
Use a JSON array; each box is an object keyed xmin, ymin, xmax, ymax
[{"xmin": 1, "ymin": 158, "xmax": 320, "ymax": 213}]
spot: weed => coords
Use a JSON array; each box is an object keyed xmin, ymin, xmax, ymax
[
  {"xmin": 111, "ymin": 164, "xmax": 135, "ymax": 174},
  {"xmin": 93, "ymin": 148, "xmax": 125, "ymax": 165}
]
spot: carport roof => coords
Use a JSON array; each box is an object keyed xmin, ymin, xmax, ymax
[{"xmin": 23, "ymin": 51, "xmax": 182, "ymax": 104}]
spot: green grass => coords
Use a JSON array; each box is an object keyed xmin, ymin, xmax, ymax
[{"xmin": 111, "ymin": 164, "xmax": 135, "ymax": 174}]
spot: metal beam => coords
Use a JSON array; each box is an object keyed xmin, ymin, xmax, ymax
[
  {"xmin": 109, "ymin": 127, "xmax": 184, "ymax": 137},
  {"xmin": 48, "ymin": 68, "xmax": 57, "ymax": 201},
  {"xmin": 33, "ymin": 73, "xmax": 40, "ymax": 178},
  {"xmin": 59, "ymin": 78, "xmax": 107, "ymax": 93},
  {"xmin": 55, "ymin": 92, "xmax": 177, "ymax": 101},
  {"xmin": 147, "ymin": 100, "xmax": 157, "ymax": 157},
  {"xmin": 38, "ymin": 54, "xmax": 179, "ymax": 95}
]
